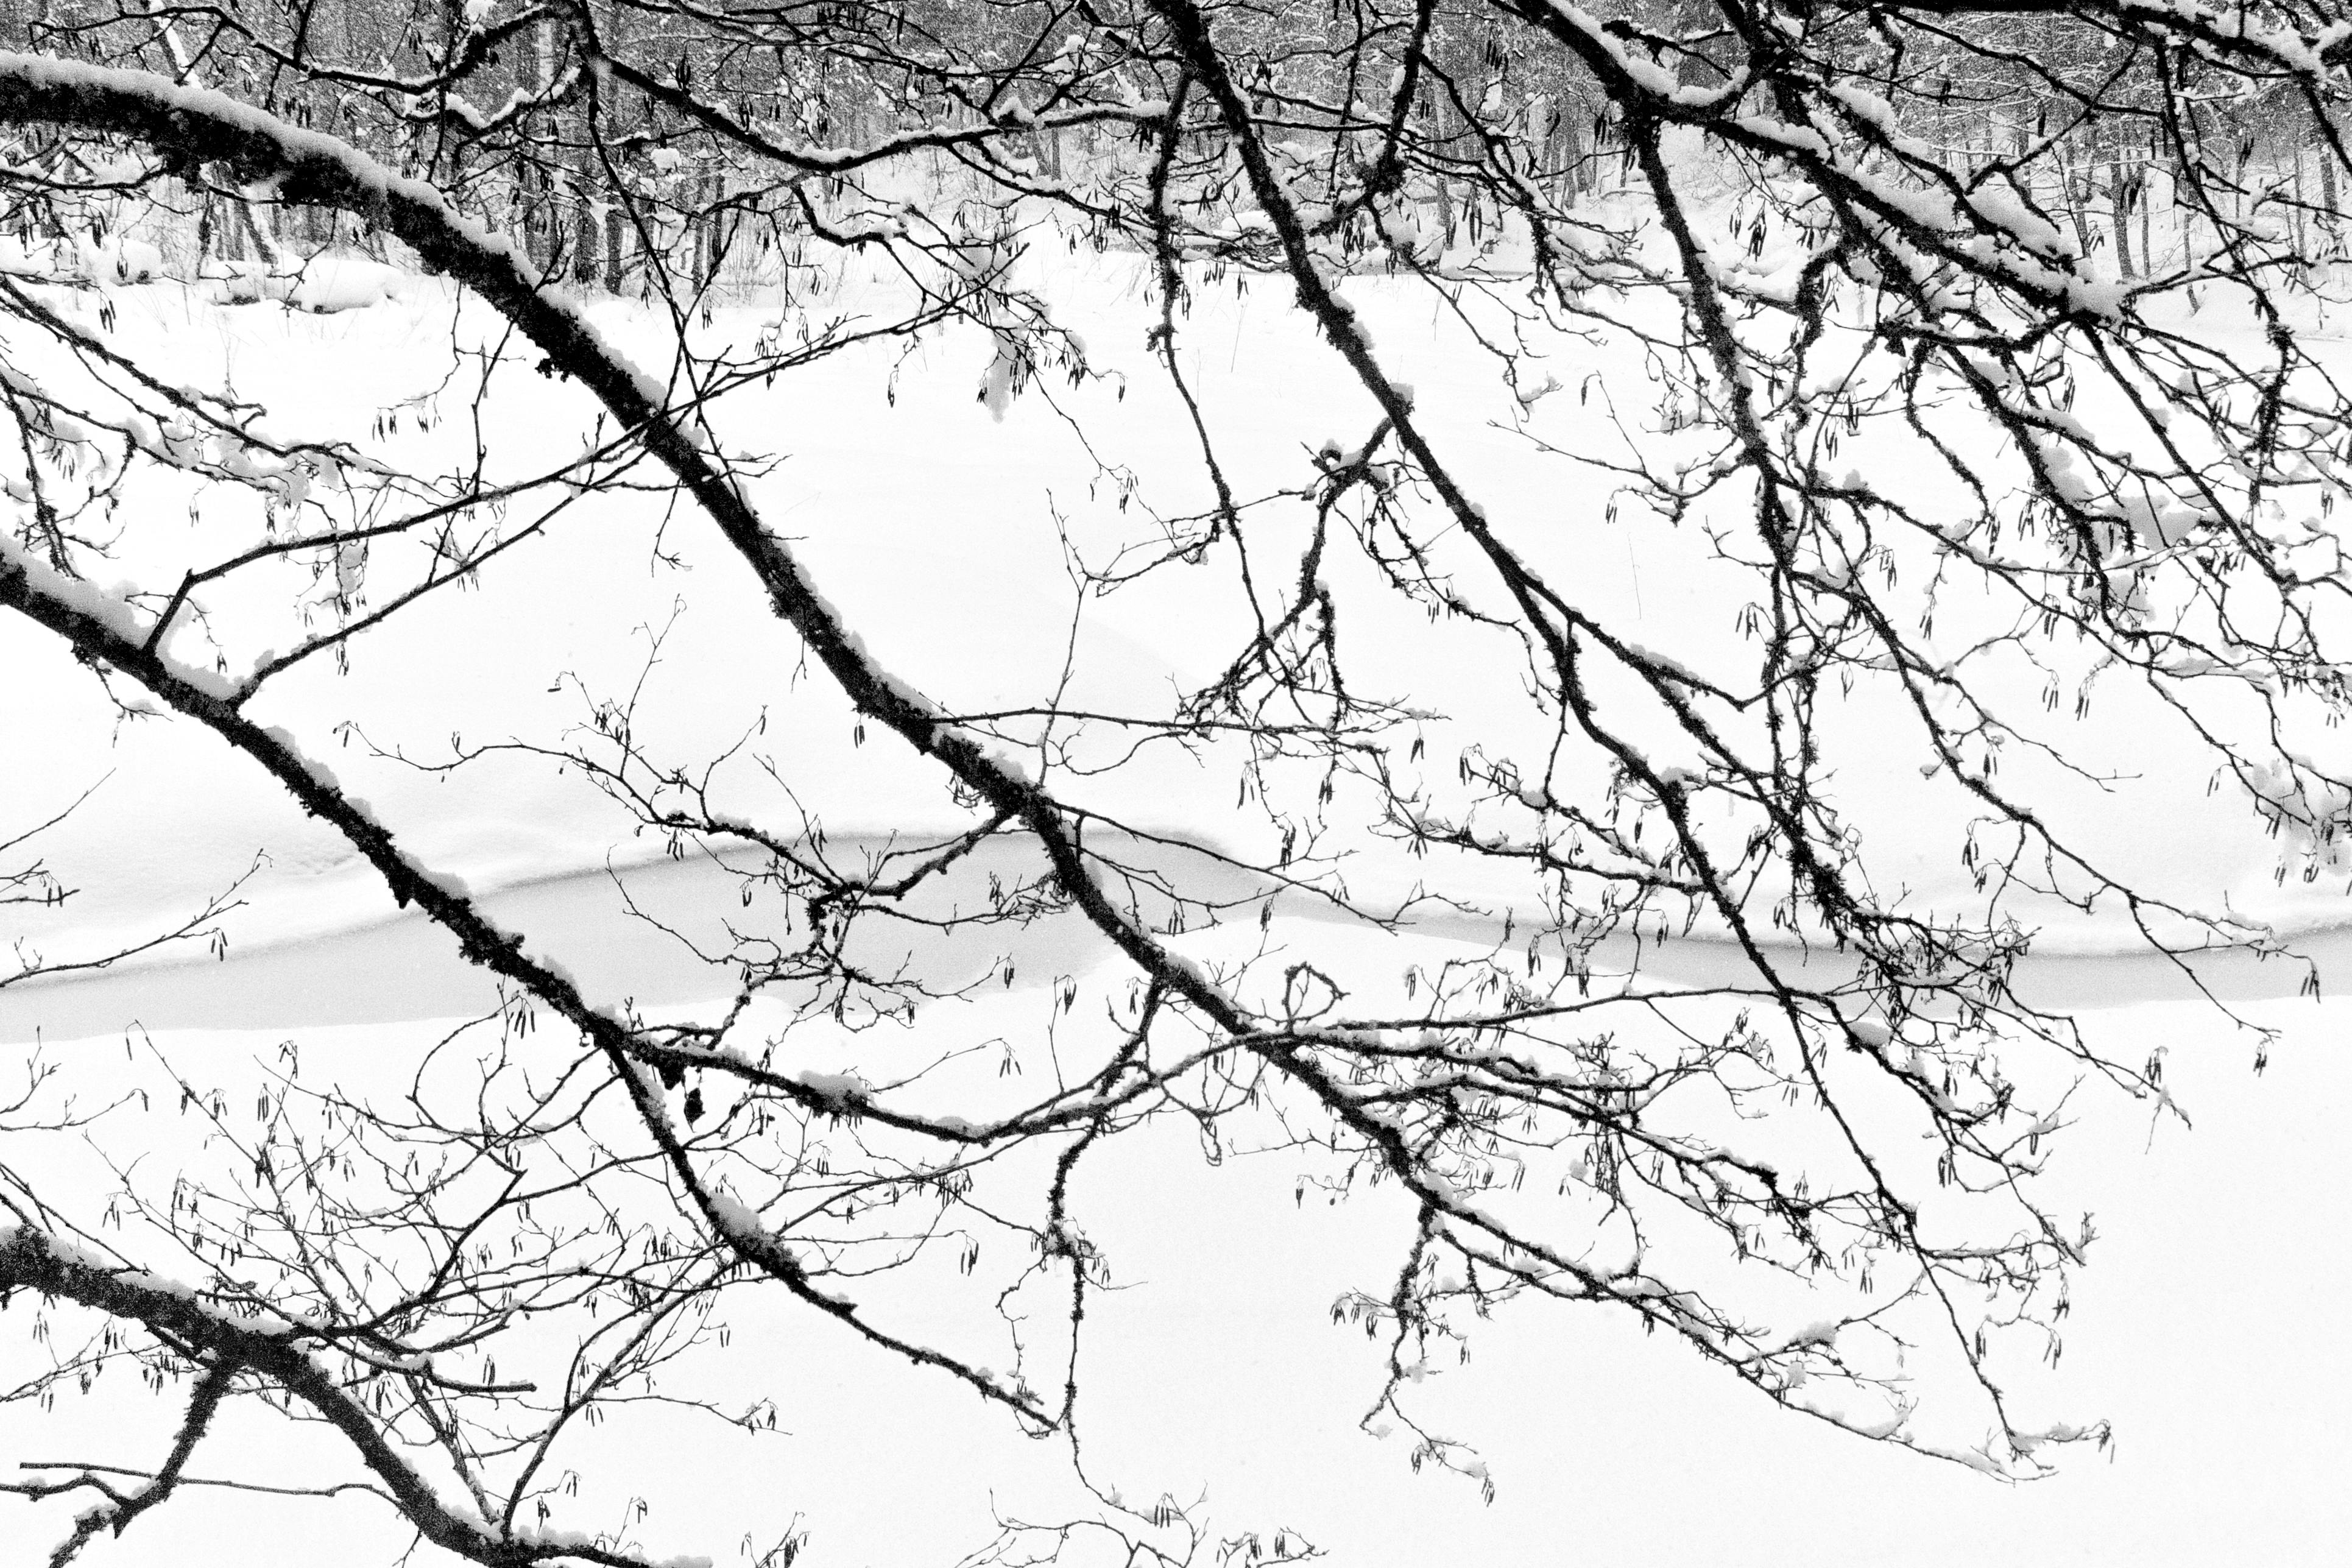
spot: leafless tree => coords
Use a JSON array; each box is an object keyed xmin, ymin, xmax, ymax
[{"xmin": 4, "ymin": 2, "xmax": 2352, "ymax": 1564}]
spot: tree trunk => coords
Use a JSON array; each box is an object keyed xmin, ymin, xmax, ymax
[
  {"xmin": 530, "ymin": 16, "xmax": 558, "ymax": 274},
  {"xmin": 573, "ymin": 126, "xmax": 599, "ymax": 286},
  {"xmin": 2140, "ymin": 164, "xmax": 2153, "ymax": 275},
  {"xmin": 2057, "ymin": 153, "xmax": 2097, "ymax": 271},
  {"xmin": 2112, "ymin": 164, "xmax": 2136, "ymax": 280},
  {"xmin": 597, "ymin": 0, "xmax": 635, "ymax": 292}
]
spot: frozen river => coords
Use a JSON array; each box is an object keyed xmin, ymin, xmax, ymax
[{"xmin": 7, "ymin": 831, "xmax": 2347, "ymax": 1042}]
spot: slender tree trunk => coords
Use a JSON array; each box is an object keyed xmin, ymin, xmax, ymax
[
  {"xmin": 573, "ymin": 125, "xmax": 598, "ymax": 285},
  {"xmin": 694, "ymin": 171, "xmax": 719, "ymax": 293},
  {"xmin": 2316, "ymin": 107, "xmax": 2343, "ymax": 265},
  {"xmin": 530, "ymin": 16, "xmax": 557, "ymax": 274},
  {"xmin": 598, "ymin": 0, "xmax": 635, "ymax": 294},
  {"xmin": 2291, "ymin": 144, "xmax": 2308, "ymax": 265},
  {"xmin": 1431, "ymin": 96, "xmax": 1456, "ymax": 248},
  {"xmin": 2112, "ymin": 163, "xmax": 2136, "ymax": 279},
  {"xmin": 2056, "ymin": 150, "xmax": 2097, "ymax": 269}
]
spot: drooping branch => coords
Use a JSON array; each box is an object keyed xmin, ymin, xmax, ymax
[
  {"xmin": 0, "ymin": 50, "xmax": 1847, "ymax": 1459},
  {"xmin": 0, "ymin": 523, "xmax": 1065, "ymax": 1430},
  {"xmin": 0, "ymin": 1226, "xmax": 668, "ymax": 1567},
  {"xmin": 3, "ymin": 9, "xmax": 2266, "ymax": 1505},
  {"xmin": 4, "ymin": 1358, "xmax": 235, "ymax": 1567},
  {"xmin": 0, "ymin": 51, "xmax": 1223, "ymax": 1029}
]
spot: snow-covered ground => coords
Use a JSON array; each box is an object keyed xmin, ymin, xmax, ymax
[
  {"xmin": 12, "ymin": 249, "xmax": 2352, "ymax": 970},
  {"xmin": 2, "ymin": 962, "xmax": 2345, "ymax": 1567},
  {"xmin": 4, "ymin": 251, "xmax": 2349, "ymax": 1566}
]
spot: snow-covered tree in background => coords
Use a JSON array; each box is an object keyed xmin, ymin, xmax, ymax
[{"xmin": 4, "ymin": 2, "xmax": 2352, "ymax": 1563}]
